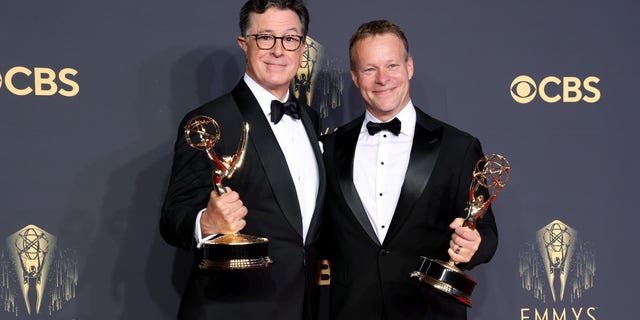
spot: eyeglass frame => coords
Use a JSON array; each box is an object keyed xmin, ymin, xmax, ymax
[{"xmin": 245, "ymin": 34, "xmax": 306, "ymax": 51}]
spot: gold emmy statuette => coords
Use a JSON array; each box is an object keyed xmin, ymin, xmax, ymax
[
  {"xmin": 184, "ymin": 115, "xmax": 272, "ymax": 270},
  {"xmin": 410, "ymin": 154, "xmax": 510, "ymax": 307}
]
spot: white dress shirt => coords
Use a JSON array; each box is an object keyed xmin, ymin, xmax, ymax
[
  {"xmin": 353, "ymin": 102, "xmax": 416, "ymax": 243},
  {"xmin": 195, "ymin": 74, "xmax": 319, "ymax": 246}
]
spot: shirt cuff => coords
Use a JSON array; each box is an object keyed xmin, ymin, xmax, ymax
[{"xmin": 194, "ymin": 208, "xmax": 217, "ymax": 248}]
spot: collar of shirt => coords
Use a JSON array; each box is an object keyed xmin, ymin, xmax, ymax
[
  {"xmin": 360, "ymin": 100, "xmax": 417, "ymax": 138},
  {"xmin": 243, "ymin": 73, "xmax": 289, "ymax": 121}
]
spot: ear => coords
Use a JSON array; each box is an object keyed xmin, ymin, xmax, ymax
[
  {"xmin": 350, "ymin": 69, "xmax": 360, "ymax": 89},
  {"xmin": 237, "ymin": 36, "xmax": 248, "ymax": 54},
  {"xmin": 407, "ymin": 54, "xmax": 415, "ymax": 80}
]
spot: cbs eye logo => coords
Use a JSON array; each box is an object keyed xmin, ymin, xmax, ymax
[
  {"xmin": 0, "ymin": 66, "xmax": 79, "ymax": 97},
  {"xmin": 510, "ymin": 75, "xmax": 600, "ymax": 104}
]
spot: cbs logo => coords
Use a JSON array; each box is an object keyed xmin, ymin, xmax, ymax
[
  {"xmin": 0, "ymin": 66, "xmax": 79, "ymax": 97},
  {"xmin": 510, "ymin": 75, "xmax": 600, "ymax": 104}
]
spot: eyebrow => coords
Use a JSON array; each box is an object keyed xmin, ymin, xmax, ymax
[{"xmin": 253, "ymin": 27, "xmax": 301, "ymax": 35}]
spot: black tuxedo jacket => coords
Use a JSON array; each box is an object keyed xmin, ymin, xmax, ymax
[
  {"xmin": 321, "ymin": 107, "xmax": 498, "ymax": 320},
  {"xmin": 161, "ymin": 79, "xmax": 326, "ymax": 320}
]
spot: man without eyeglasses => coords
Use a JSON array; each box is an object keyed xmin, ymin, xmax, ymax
[{"xmin": 321, "ymin": 20, "xmax": 498, "ymax": 320}]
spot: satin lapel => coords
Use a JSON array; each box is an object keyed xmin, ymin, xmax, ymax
[
  {"xmin": 384, "ymin": 110, "xmax": 442, "ymax": 244},
  {"xmin": 336, "ymin": 116, "xmax": 381, "ymax": 246},
  {"xmin": 299, "ymin": 106, "xmax": 326, "ymax": 245},
  {"xmin": 231, "ymin": 82, "xmax": 303, "ymax": 238}
]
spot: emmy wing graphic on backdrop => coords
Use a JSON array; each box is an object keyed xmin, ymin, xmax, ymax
[
  {"xmin": 411, "ymin": 154, "xmax": 510, "ymax": 307},
  {"xmin": 184, "ymin": 116, "xmax": 272, "ymax": 270},
  {"xmin": 519, "ymin": 220, "xmax": 595, "ymax": 303},
  {"xmin": 294, "ymin": 36, "xmax": 322, "ymax": 107},
  {"xmin": 292, "ymin": 36, "xmax": 344, "ymax": 134},
  {"xmin": 2, "ymin": 225, "xmax": 77, "ymax": 317}
]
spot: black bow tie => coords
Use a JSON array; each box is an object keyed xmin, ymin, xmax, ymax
[
  {"xmin": 366, "ymin": 117, "xmax": 401, "ymax": 136},
  {"xmin": 271, "ymin": 96, "xmax": 301, "ymax": 124}
]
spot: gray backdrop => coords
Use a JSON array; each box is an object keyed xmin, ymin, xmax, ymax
[{"xmin": 1, "ymin": 0, "xmax": 637, "ymax": 319}]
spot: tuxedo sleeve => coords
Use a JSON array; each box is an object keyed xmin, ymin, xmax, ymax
[
  {"xmin": 160, "ymin": 113, "xmax": 214, "ymax": 251},
  {"xmin": 457, "ymin": 137, "xmax": 499, "ymax": 270}
]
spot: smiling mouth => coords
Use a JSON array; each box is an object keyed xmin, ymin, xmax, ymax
[
  {"xmin": 265, "ymin": 60, "xmax": 287, "ymax": 67},
  {"xmin": 373, "ymin": 87, "xmax": 395, "ymax": 95}
]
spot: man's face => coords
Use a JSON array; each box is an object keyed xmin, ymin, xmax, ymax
[
  {"xmin": 238, "ymin": 7, "xmax": 305, "ymax": 99},
  {"xmin": 350, "ymin": 33, "xmax": 414, "ymax": 121}
]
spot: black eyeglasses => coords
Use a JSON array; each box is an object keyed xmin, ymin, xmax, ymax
[{"xmin": 246, "ymin": 34, "xmax": 305, "ymax": 51}]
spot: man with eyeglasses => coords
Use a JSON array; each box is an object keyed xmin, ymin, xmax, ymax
[{"xmin": 161, "ymin": 1, "xmax": 325, "ymax": 319}]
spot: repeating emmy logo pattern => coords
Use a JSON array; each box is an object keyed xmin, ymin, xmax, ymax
[
  {"xmin": 519, "ymin": 220, "xmax": 596, "ymax": 303},
  {"xmin": 1, "ymin": 225, "xmax": 78, "ymax": 317}
]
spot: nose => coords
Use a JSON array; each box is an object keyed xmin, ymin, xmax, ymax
[
  {"xmin": 375, "ymin": 69, "xmax": 389, "ymax": 85},
  {"xmin": 271, "ymin": 39, "xmax": 285, "ymax": 56}
]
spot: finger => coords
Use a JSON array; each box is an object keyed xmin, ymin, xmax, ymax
[
  {"xmin": 454, "ymin": 225, "xmax": 480, "ymax": 241},
  {"xmin": 210, "ymin": 189, "xmax": 222, "ymax": 200},
  {"xmin": 227, "ymin": 198, "xmax": 245, "ymax": 213},
  {"xmin": 209, "ymin": 192, "xmax": 242, "ymax": 212},
  {"xmin": 219, "ymin": 190, "xmax": 241, "ymax": 203},
  {"xmin": 453, "ymin": 232, "xmax": 480, "ymax": 250},
  {"xmin": 227, "ymin": 205, "xmax": 248, "ymax": 222},
  {"xmin": 449, "ymin": 239, "xmax": 463, "ymax": 254},
  {"xmin": 449, "ymin": 217, "xmax": 465, "ymax": 229},
  {"xmin": 447, "ymin": 246, "xmax": 467, "ymax": 263},
  {"xmin": 231, "ymin": 219, "xmax": 247, "ymax": 233}
]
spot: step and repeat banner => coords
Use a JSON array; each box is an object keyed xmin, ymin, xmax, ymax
[{"xmin": 1, "ymin": 0, "xmax": 637, "ymax": 319}]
